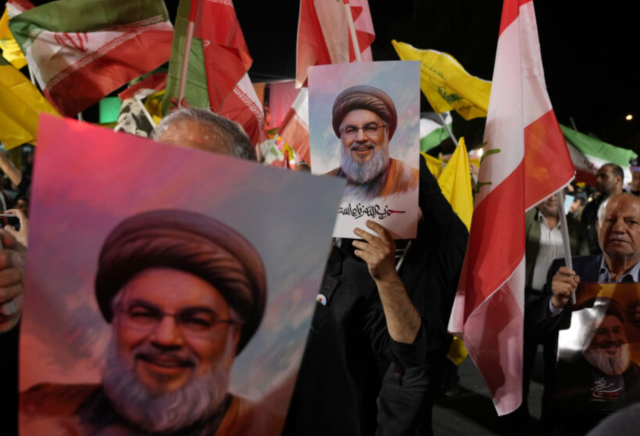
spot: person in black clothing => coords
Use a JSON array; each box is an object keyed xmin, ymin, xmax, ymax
[
  {"xmin": 581, "ymin": 164, "xmax": 624, "ymax": 254},
  {"xmin": 376, "ymin": 156, "xmax": 469, "ymax": 436}
]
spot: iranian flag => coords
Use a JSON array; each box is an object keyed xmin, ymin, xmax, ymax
[
  {"xmin": 163, "ymin": 0, "xmax": 265, "ymax": 145},
  {"xmin": 277, "ymin": 88, "xmax": 310, "ymax": 165},
  {"xmin": 561, "ymin": 124, "xmax": 637, "ymax": 186},
  {"xmin": 296, "ymin": 0, "xmax": 375, "ymax": 88},
  {"xmin": 8, "ymin": 0, "xmax": 173, "ymax": 117},
  {"xmin": 448, "ymin": 0, "xmax": 574, "ymax": 415}
]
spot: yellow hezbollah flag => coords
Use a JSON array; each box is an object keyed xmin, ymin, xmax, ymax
[
  {"xmin": 0, "ymin": 56, "xmax": 59, "ymax": 149},
  {"xmin": 437, "ymin": 137, "xmax": 473, "ymax": 231},
  {"xmin": 392, "ymin": 40, "xmax": 491, "ymax": 120},
  {"xmin": 421, "ymin": 151, "xmax": 444, "ymax": 179},
  {"xmin": 437, "ymin": 138, "xmax": 474, "ymax": 365},
  {"xmin": 0, "ymin": 7, "xmax": 27, "ymax": 69}
]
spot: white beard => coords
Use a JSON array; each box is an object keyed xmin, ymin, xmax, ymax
[
  {"xmin": 102, "ymin": 337, "xmax": 230, "ymax": 433},
  {"xmin": 340, "ymin": 143, "xmax": 389, "ymax": 184},
  {"xmin": 583, "ymin": 343, "xmax": 631, "ymax": 376}
]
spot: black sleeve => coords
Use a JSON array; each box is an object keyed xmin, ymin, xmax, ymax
[
  {"xmin": 283, "ymin": 304, "xmax": 361, "ymax": 436},
  {"xmin": 361, "ymin": 286, "xmax": 428, "ymax": 368},
  {"xmin": 524, "ymin": 258, "xmax": 570, "ymax": 344}
]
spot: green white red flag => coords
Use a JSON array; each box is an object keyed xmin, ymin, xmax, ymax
[
  {"xmin": 163, "ymin": 0, "xmax": 266, "ymax": 145},
  {"xmin": 448, "ymin": 0, "xmax": 574, "ymax": 416},
  {"xmin": 296, "ymin": 0, "xmax": 375, "ymax": 88},
  {"xmin": 8, "ymin": 0, "xmax": 173, "ymax": 117}
]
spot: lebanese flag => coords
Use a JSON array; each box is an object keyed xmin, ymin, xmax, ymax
[
  {"xmin": 8, "ymin": 0, "xmax": 173, "ymax": 117},
  {"xmin": 277, "ymin": 88, "xmax": 310, "ymax": 165},
  {"xmin": 448, "ymin": 0, "xmax": 574, "ymax": 416},
  {"xmin": 296, "ymin": 0, "xmax": 375, "ymax": 88},
  {"xmin": 173, "ymin": 0, "xmax": 265, "ymax": 145}
]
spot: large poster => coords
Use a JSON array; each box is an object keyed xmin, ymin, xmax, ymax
[
  {"xmin": 19, "ymin": 115, "xmax": 345, "ymax": 435},
  {"xmin": 552, "ymin": 283, "xmax": 640, "ymax": 411},
  {"xmin": 308, "ymin": 61, "xmax": 420, "ymax": 239}
]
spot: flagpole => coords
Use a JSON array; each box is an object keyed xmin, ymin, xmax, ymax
[
  {"xmin": 178, "ymin": 0, "xmax": 198, "ymax": 109},
  {"xmin": 555, "ymin": 190, "xmax": 576, "ymax": 304},
  {"xmin": 343, "ymin": 0, "xmax": 362, "ymax": 62},
  {"xmin": 437, "ymin": 112, "xmax": 458, "ymax": 147},
  {"xmin": 28, "ymin": 66, "xmax": 36, "ymax": 86}
]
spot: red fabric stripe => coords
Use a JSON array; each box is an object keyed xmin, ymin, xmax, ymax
[
  {"xmin": 498, "ymin": 0, "xmax": 532, "ymax": 36},
  {"xmin": 279, "ymin": 116, "xmax": 310, "ymax": 165},
  {"xmin": 523, "ymin": 109, "xmax": 575, "ymax": 208},
  {"xmin": 47, "ymin": 30, "xmax": 172, "ymax": 116},
  {"xmin": 574, "ymin": 169, "xmax": 597, "ymax": 187},
  {"xmin": 462, "ymin": 161, "xmax": 525, "ymax": 318}
]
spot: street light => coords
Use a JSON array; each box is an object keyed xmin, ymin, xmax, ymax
[{"xmin": 626, "ymin": 114, "xmax": 633, "ymax": 121}]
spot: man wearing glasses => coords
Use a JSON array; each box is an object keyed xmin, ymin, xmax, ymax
[
  {"xmin": 20, "ymin": 210, "xmax": 283, "ymax": 436},
  {"xmin": 325, "ymin": 85, "xmax": 419, "ymax": 201}
]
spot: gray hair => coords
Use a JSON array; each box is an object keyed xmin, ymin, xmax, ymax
[{"xmin": 152, "ymin": 107, "xmax": 256, "ymax": 161}]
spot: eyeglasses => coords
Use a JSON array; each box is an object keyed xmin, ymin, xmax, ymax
[
  {"xmin": 340, "ymin": 123, "xmax": 387, "ymax": 140},
  {"xmin": 115, "ymin": 302, "xmax": 237, "ymax": 339}
]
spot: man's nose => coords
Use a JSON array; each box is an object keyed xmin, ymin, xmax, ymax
[
  {"xmin": 612, "ymin": 218, "xmax": 626, "ymax": 232},
  {"xmin": 150, "ymin": 315, "xmax": 184, "ymax": 347},
  {"xmin": 355, "ymin": 127, "xmax": 368, "ymax": 142}
]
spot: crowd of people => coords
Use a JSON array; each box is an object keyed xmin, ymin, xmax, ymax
[{"xmin": 1, "ymin": 104, "xmax": 639, "ymax": 436}]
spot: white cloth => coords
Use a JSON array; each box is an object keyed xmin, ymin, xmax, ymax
[{"xmin": 531, "ymin": 211, "xmax": 564, "ymax": 291}]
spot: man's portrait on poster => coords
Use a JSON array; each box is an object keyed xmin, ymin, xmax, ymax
[
  {"xmin": 20, "ymin": 210, "xmax": 283, "ymax": 436},
  {"xmin": 324, "ymin": 85, "xmax": 419, "ymax": 203}
]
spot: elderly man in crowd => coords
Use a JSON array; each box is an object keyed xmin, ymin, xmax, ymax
[
  {"xmin": 325, "ymin": 85, "xmax": 419, "ymax": 201},
  {"xmin": 527, "ymin": 193, "xmax": 640, "ymax": 435},
  {"xmin": 20, "ymin": 210, "xmax": 282, "ymax": 436}
]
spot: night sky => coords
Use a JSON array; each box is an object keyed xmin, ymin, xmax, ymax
[{"xmin": 3, "ymin": 0, "xmax": 638, "ymax": 153}]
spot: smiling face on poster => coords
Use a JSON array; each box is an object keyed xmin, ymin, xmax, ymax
[
  {"xmin": 18, "ymin": 115, "xmax": 345, "ymax": 436},
  {"xmin": 552, "ymin": 283, "xmax": 640, "ymax": 412},
  {"xmin": 308, "ymin": 61, "xmax": 421, "ymax": 239}
]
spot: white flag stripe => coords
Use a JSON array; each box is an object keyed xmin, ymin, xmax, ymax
[
  {"xmin": 520, "ymin": 2, "xmax": 553, "ymax": 127},
  {"xmin": 475, "ymin": 17, "xmax": 524, "ymax": 208},
  {"xmin": 292, "ymin": 87, "xmax": 309, "ymax": 126}
]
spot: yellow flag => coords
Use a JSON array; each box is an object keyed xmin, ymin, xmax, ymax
[
  {"xmin": 421, "ymin": 151, "xmax": 444, "ymax": 179},
  {"xmin": 0, "ymin": 7, "xmax": 27, "ymax": 69},
  {"xmin": 447, "ymin": 337, "xmax": 469, "ymax": 366},
  {"xmin": 0, "ymin": 56, "xmax": 59, "ymax": 149},
  {"xmin": 145, "ymin": 89, "xmax": 165, "ymax": 126},
  {"xmin": 392, "ymin": 40, "xmax": 491, "ymax": 120},
  {"xmin": 437, "ymin": 137, "xmax": 473, "ymax": 231}
]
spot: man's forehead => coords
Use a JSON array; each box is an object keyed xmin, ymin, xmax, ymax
[
  {"xmin": 605, "ymin": 197, "xmax": 640, "ymax": 218},
  {"xmin": 158, "ymin": 119, "xmax": 232, "ymax": 155},
  {"xmin": 342, "ymin": 109, "xmax": 383, "ymax": 125}
]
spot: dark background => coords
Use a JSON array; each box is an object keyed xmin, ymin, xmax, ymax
[{"xmin": 3, "ymin": 0, "xmax": 638, "ymax": 153}]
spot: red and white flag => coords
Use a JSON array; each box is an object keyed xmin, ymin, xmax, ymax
[
  {"xmin": 9, "ymin": 0, "xmax": 173, "ymax": 117},
  {"xmin": 277, "ymin": 88, "xmax": 310, "ymax": 165},
  {"xmin": 190, "ymin": 0, "xmax": 265, "ymax": 144},
  {"xmin": 448, "ymin": 0, "xmax": 574, "ymax": 415},
  {"xmin": 296, "ymin": 0, "xmax": 375, "ymax": 88}
]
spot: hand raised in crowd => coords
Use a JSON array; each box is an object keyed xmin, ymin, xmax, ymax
[
  {"xmin": 352, "ymin": 221, "xmax": 397, "ymax": 283},
  {"xmin": 626, "ymin": 300, "xmax": 640, "ymax": 329},
  {"xmin": 551, "ymin": 266, "xmax": 580, "ymax": 309},
  {"xmin": 4, "ymin": 208, "xmax": 29, "ymax": 248},
  {"xmin": 0, "ymin": 229, "xmax": 26, "ymax": 334}
]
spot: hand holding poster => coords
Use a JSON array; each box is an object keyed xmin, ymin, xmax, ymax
[
  {"xmin": 308, "ymin": 61, "xmax": 421, "ymax": 239},
  {"xmin": 19, "ymin": 115, "xmax": 346, "ymax": 436}
]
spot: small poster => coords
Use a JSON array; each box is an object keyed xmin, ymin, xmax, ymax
[
  {"xmin": 552, "ymin": 282, "xmax": 640, "ymax": 412},
  {"xmin": 308, "ymin": 61, "xmax": 420, "ymax": 239},
  {"xmin": 19, "ymin": 115, "xmax": 345, "ymax": 436}
]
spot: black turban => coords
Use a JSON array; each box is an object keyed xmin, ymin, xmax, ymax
[
  {"xmin": 575, "ymin": 297, "xmax": 625, "ymax": 324},
  {"xmin": 95, "ymin": 210, "xmax": 267, "ymax": 355},
  {"xmin": 332, "ymin": 85, "xmax": 398, "ymax": 140}
]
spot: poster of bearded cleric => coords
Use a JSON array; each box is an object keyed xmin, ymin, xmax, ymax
[
  {"xmin": 308, "ymin": 61, "xmax": 420, "ymax": 239},
  {"xmin": 18, "ymin": 115, "xmax": 345, "ymax": 436},
  {"xmin": 550, "ymin": 283, "xmax": 640, "ymax": 412}
]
